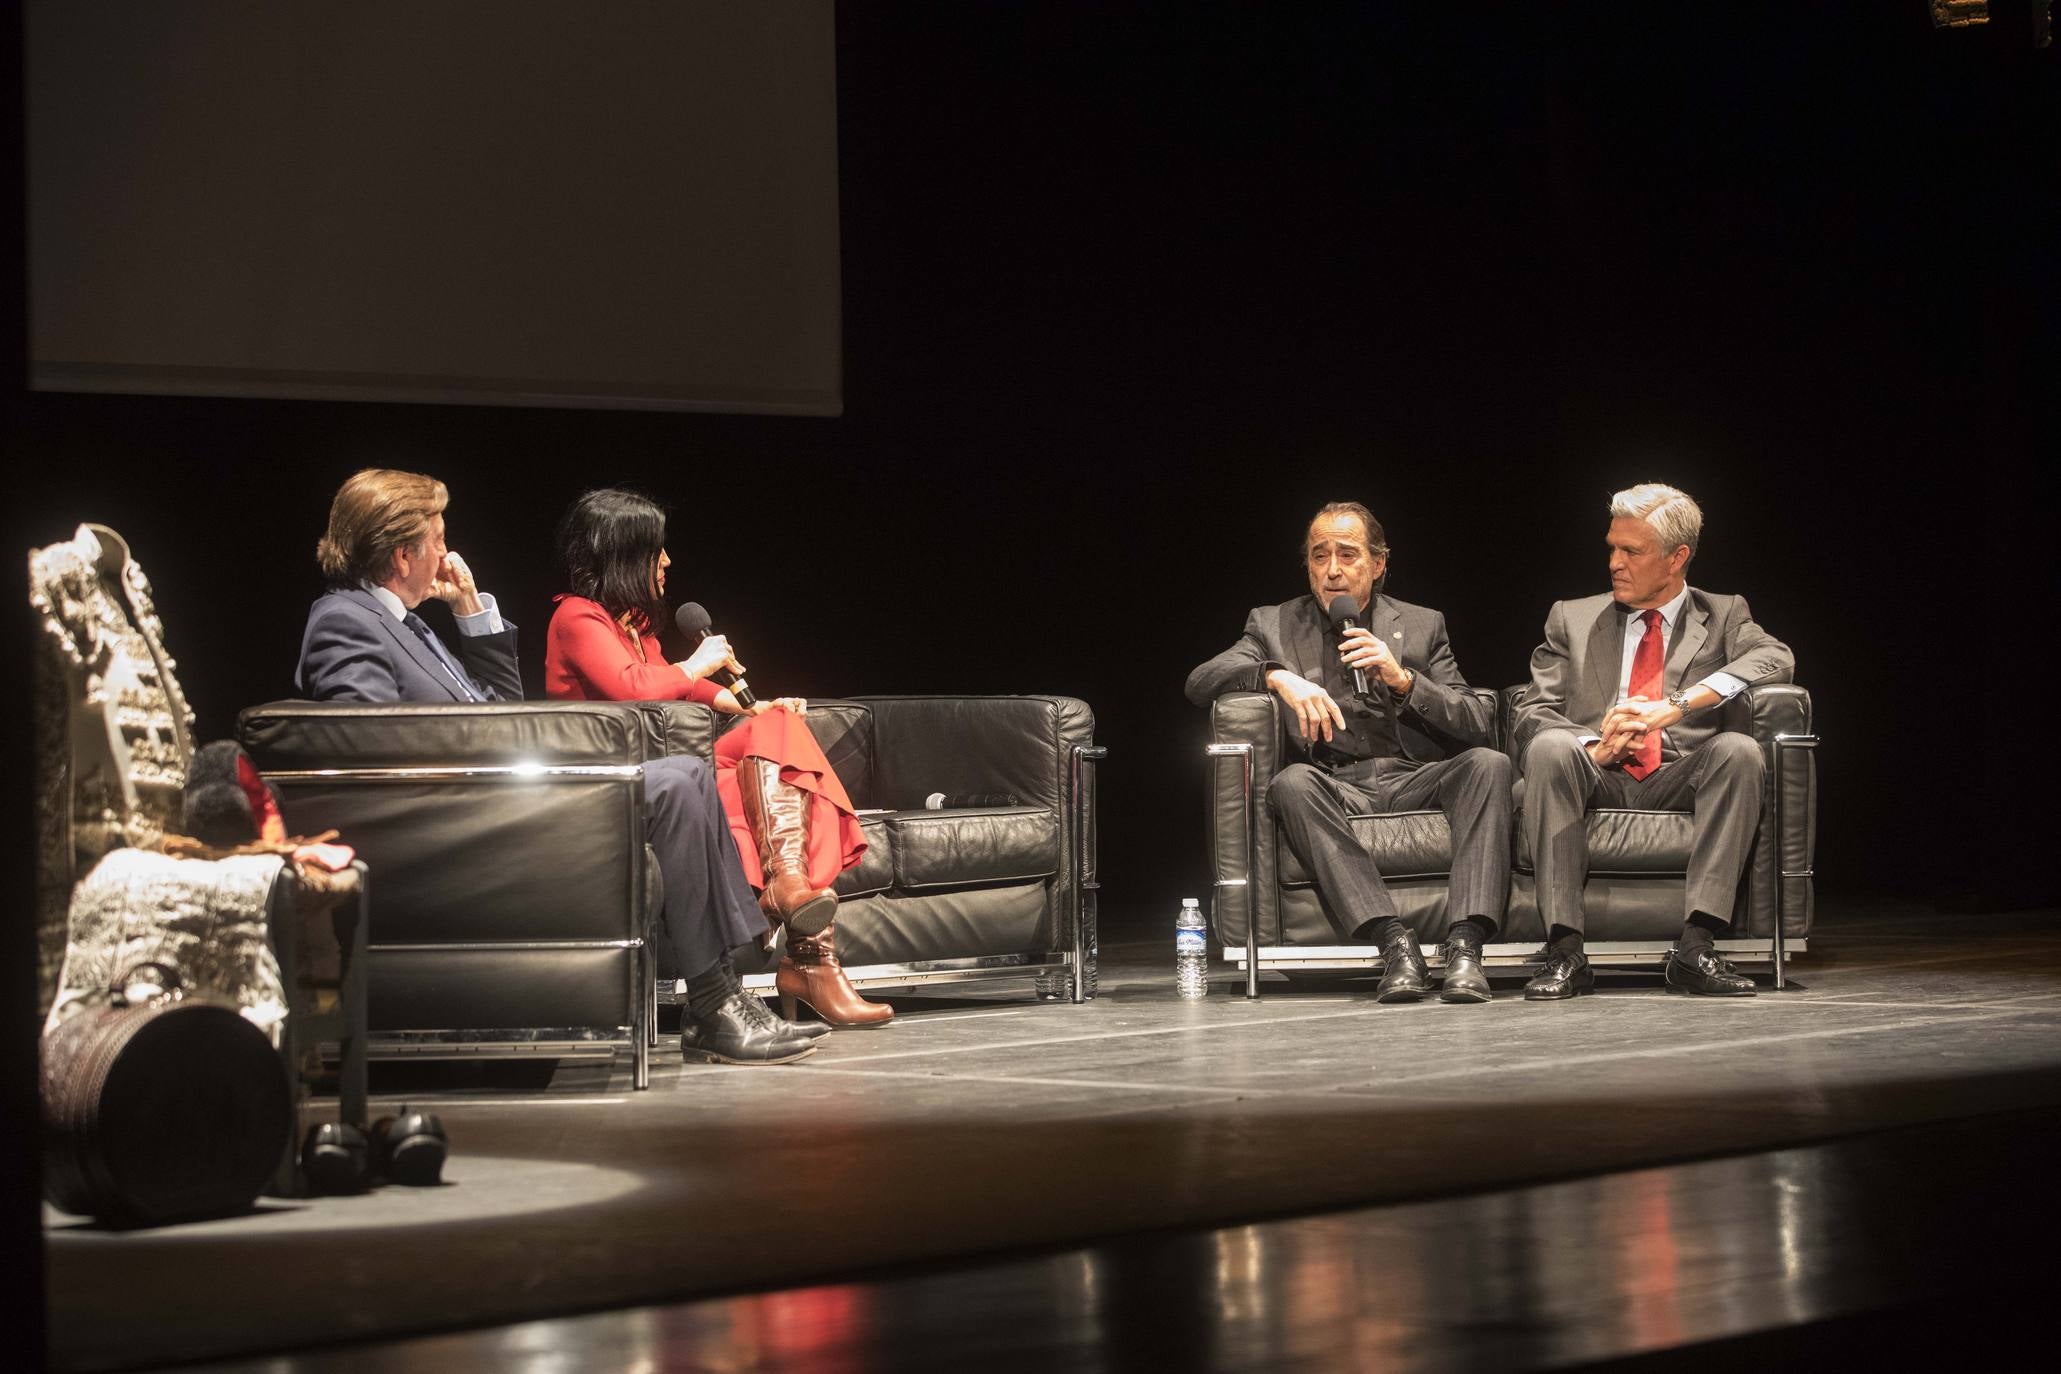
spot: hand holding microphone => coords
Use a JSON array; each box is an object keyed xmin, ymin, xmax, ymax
[
  {"xmin": 673, "ymin": 602, "xmax": 757, "ymax": 709},
  {"xmin": 1326, "ymin": 595, "xmax": 1373, "ymax": 698}
]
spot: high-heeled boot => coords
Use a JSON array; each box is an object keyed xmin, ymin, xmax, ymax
[
  {"xmin": 779, "ymin": 921, "xmax": 894, "ymax": 1027},
  {"xmin": 737, "ymin": 756, "xmax": 837, "ymax": 937}
]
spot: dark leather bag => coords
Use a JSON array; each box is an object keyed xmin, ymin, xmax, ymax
[{"xmin": 43, "ymin": 997, "xmax": 292, "ymax": 1225}]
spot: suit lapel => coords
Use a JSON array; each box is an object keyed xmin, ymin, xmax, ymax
[
  {"xmin": 344, "ymin": 588, "xmax": 465, "ymax": 702},
  {"xmin": 1665, "ymin": 589, "xmax": 1710, "ymax": 689},
  {"xmin": 1369, "ymin": 595, "xmax": 1407, "ymax": 668},
  {"xmin": 1583, "ymin": 601, "xmax": 1623, "ymax": 714}
]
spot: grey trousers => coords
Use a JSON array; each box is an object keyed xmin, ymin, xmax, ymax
[
  {"xmin": 1269, "ymin": 748, "xmax": 1514, "ymax": 940},
  {"xmin": 1519, "ymin": 729, "xmax": 1765, "ymax": 935},
  {"xmin": 641, "ymin": 755, "xmax": 766, "ymax": 979}
]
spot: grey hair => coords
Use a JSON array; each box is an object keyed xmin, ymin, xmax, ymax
[{"xmin": 1609, "ymin": 482, "xmax": 1702, "ymax": 558}]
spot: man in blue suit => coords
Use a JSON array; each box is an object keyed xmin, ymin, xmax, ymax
[{"xmin": 296, "ymin": 468, "xmax": 819, "ymax": 1065}]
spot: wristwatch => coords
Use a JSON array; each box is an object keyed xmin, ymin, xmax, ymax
[{"xmin": 1665, "ymin": 688, "xmax": 1695, "ymax": 714}]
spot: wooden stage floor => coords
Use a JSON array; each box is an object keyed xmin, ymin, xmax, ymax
[{"xmin": 45, "ymin": 899, "xmax": 2061, "ymax": 1371}]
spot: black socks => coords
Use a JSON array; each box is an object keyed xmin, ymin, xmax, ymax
[
  {"xmin": 1548, "ymin": 924, "xmax": 1584, "ymax": 957},
  {"xmin": 1447, "ymin": 917, "xmax": 1490, "ymax": 949},
  {"xmin": 1677, "ymin": 912, "xmax": 1727, "ymax": 952},
  {"xmin": 684, "ymin": 955, "xmax": 740, "ymax": 1021},
  {"xmin": 1370, "ymin": 917, "xmax": 1410, "ymax": 947}
]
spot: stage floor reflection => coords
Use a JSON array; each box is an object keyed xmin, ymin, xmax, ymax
[{"xmin": 49, "ymin": 898, "xmax": 2061, "ymax": 1371}]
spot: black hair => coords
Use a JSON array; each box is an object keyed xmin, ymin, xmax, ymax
[{"xmin": 558, "ymin": 488, "xmax": 670, "ymax": 637}]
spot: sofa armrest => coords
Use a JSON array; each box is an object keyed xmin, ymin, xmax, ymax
[
  {"xmin": 1733, "ymin": 683, "xmax": 1817, "ymax": 938},
  {"xmin": 632, "ymin": 701, "xmax": 721, "ymax": 764},
  {"xmin": 237, "ymin": 700, "xmax": 653, "ymax": 771},
  {"xmin": 1207, "ymin": 692, "xmax": 1283, "ymax": 947}
]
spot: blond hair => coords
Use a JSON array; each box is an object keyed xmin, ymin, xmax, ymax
[{"xmin": 316, "ymin": 468, "xmax": 449, "ymax": 586}]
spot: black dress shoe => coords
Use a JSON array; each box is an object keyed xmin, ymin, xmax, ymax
[
  {"xmin": 682, "ymin": 989, "xmax": 818, "ymax": 1064},
  {"xmin": 785, "ymin": 1014, "xmax": 833, "ymax": 1041},
  {"xmin": 1376, "ymin": 931, "xmax": 1430, "ymax": 1003},
  {"xmin": 370, "ymin": 1110, "xmax": 449, "ymax": 1186},
  {"xmin": 1665, "ymin": 945, "xmax": 1758, "ymax": 996},
  {"xmin": 301, "ymin": 1122, "xmax": 371, "ymax": 1195},
  {"xmin": 1439, "ymin": 930, "xmax": 1492, "ymax": 1005},
  {"xmin": 1524, "ymin": 950, "xmax": 1594, "ymax": 1001}
]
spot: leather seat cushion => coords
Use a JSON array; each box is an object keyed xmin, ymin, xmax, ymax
[
  {"xmin": 834, "ymin": 813, "xmax": 896, "ymax": 898},
  {"xmin": 1277, "ymin": 809, "xmax": 1453, "ymax": 886},
  {"xmin": 885, "ymin": 806, "xmax": 1059, "ymax": 890},
  {"xmin": 1514, "ymin": 807, "xmax": 1692, "ymax": 874}
]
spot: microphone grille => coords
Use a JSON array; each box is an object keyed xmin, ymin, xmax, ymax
[
  {"xmin": 1325, "ymin": 594, "xmax": 1362, "ymax": 627},
  {"xmin": 674, "ymin": 601, "xmax": 711, "ymax": 636}
]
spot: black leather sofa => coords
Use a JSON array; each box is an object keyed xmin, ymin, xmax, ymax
[
  {"xmin": 668, "ymin": 696, "xmax": 1104, "ymax": 1000},
  {"xmin": 238, "ymin": 694, "xmax": 1102, "ymax": 1084},
  {"xmin": 1203, "ymin": 683, "xmax": 1816, "ymax": 991}
]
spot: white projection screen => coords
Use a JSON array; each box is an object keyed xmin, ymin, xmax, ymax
[{"xmin": 27, "ymin": 2, "xmax": 841, "ymax": 414}]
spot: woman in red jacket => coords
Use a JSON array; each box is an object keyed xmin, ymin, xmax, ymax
[{"xmin": 544, "ymin": 489, "xmax": 890, "ymax": 1028}]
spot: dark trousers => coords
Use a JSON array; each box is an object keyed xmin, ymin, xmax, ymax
[
  {"xmin": 1519, "ymin": 729, "xmax": 1765, "ymax": 935},
  {"xmin": 1269, "ymin": 748, "xmax": 1514, "ymax": 940},
  {"xmin": 641, "ymin": 755, "xmax": 765, "ymax": 978}
]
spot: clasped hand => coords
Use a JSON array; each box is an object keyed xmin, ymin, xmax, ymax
[{"xmin": 1587, "ymin": 696, "xmax": 1682, "ymax": 767}]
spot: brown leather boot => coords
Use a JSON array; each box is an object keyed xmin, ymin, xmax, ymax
[
  {"xmin": 779, "ymin": 922, "xmax": 893, "ymax": 1027},
  {"xmin": 737, "ymin": 756, "xmax": 837, "ymax": 937}
]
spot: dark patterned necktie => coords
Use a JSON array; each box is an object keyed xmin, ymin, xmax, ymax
[{"xmin": 403, "ymin": 612, "xmax": 483, "ymax": 702}]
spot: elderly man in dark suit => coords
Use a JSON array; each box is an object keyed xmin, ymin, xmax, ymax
[
  {"xmin": 295, "ymin": 468, "xmax": 820, "ymax": 1065},
  {"xmin": 1187, "ymin": 501, "xmax": 1512, "ymax": 1004},
  {"xmin": 1514, "ymin": 482, "xmax": 1794, "ymax": 1001}
]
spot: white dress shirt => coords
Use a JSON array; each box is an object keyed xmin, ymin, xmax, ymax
[{"xmin": 364, "ymin": 582, "xmax": 504, "ymax": 635}]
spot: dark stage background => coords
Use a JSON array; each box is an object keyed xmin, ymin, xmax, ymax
[{"xmin": 4, "ymin": 5, "xmax": 2053, "ymax": 1349}]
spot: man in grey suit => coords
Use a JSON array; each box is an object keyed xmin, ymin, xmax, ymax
[
  {"xmin": 1187, "ymin": 502, "xmax": 1512, "ymax": 1004},
  {"xmin": 1514, "ymin": 482, "xmax": 1794, "ymax": 1000}
]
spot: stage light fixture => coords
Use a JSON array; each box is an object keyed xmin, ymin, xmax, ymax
[
  {"xmin": 1931, "ymin": 0, "xmax": 1991, "ymax": 27},
  {"xmin": 1931, "ymin": 0, "xmax": 2054, "ymax": 45}
]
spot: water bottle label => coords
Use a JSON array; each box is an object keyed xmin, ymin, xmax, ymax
[{"xmin": 1175, "ymin": 930, "xmax": 1207, "ymax": 954}]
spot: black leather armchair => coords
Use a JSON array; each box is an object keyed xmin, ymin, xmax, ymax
[
  {"xmin": 1504, "ymin": 683, "xmax": 1817, "ymax": 947},
  {"xmin": 1203, "ymin": 684, "xmax": 1815, "ymax": 990},
  {"xmin": 238, "ymin": 701, "xmax": 661, "ymax": 1087}
]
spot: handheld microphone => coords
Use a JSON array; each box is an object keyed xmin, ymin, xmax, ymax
[
  {"xmin": 1326, "ymin": 595, "xmax": 1370, "ymax": 697},
  {"xmin": 673, "ymin": 602, "xmax": 757, "ymax": 709},
  {"xmin": 925, "ymin": 792, "xmax": 1020, "ymax": 810}
]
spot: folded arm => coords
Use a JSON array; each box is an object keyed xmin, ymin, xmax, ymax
[
  {"xmin": 1389, "ymin": 612, "xmax": 1494, "ymax": 747},
  {"xmin": 1184, "ymin": 607, "xmax": 1288, "ymax": 707}
]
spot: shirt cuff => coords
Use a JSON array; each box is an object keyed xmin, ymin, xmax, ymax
[
  {"xmin": 1697, "ymin": 671, "xmax": 1748, "ymax": 702},
  {"xmin": 454, "ymin": 592, "xmax": 504, "ymax": 637}
]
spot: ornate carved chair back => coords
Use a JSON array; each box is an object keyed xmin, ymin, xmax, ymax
[{"xmin": 29, "ymin": 523, "xmax": 197, "ymax": 1018}]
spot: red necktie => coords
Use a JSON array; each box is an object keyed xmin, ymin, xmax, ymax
[{"xmin": 1624, "ymin": 609, "xmax": 1665, "ymax": 780}]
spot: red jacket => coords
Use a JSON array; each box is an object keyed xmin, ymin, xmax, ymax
[{"xmin": 544, "ymin": 595, "xmax": 722, "ymax": 705}]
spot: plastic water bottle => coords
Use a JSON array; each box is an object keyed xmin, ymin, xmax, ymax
[{"xmin": 1175, "ymin": 898, "xmax": 1209, "ymax": 999}]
